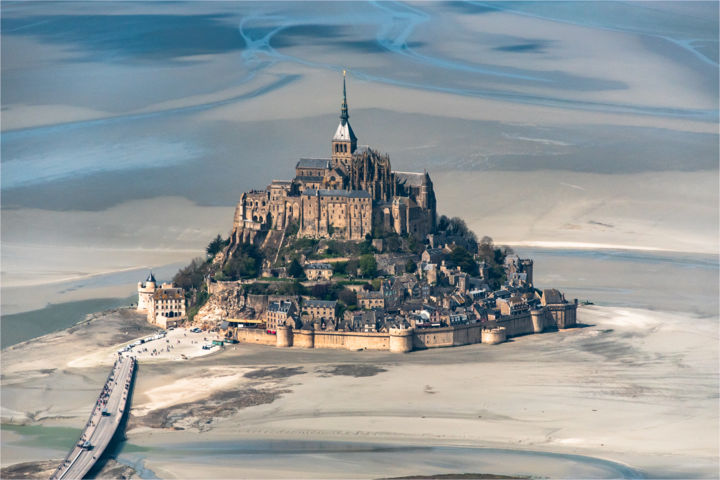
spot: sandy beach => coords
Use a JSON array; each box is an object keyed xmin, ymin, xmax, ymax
[{"xmin": 1, "ymin": 305, "xmax": 716, "ymax": 479}]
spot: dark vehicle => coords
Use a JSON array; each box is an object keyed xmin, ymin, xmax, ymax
[{"xmin": 101, "ymin": 408, "xmax": 110, "ymax": 416}]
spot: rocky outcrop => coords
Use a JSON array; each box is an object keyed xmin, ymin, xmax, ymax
[{"xmin": 194, "ymin": 287, "xmax": 255, "ymax": 326}]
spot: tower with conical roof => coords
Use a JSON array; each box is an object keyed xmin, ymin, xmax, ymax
[
  {"xmin": 331, "ymin": 70, "xmax": 357, "ymax": 173},
  {"xmin": 137, "ymin": 271, "xmax": 156, "ymax": 312}
]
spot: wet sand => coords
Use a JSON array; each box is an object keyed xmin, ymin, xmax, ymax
[{"xmin": 1, "ymin": 305, "xmax": 716, "ymax": 478}]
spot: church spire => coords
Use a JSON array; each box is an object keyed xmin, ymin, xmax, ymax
[
  {"xmin": 340, "ymin": 70, "xmax": 349, "ymax": 125},
  {"xmin": 331, "ymin": 70, "xmax": 357, "ymax": 171}
]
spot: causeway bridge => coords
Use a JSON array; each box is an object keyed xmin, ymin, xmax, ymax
[{"xmin": 50, "ymin": 355, "xmax": 135, "ymax": 480}]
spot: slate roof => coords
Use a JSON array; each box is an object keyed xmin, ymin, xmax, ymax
[
  {"xmin": 305, "ymin": 263, "xmax": 333, "ymax": 270},
  {"xmin": 358, "ymin": 290, "xmax": 383, "ymax": 299},
  {"xmin": 304, "ymin": 299, "xmax": 337, "ymax": 308},
  {"xmin": 152, "ymin": 288, "xmax": 183, "ymax": 300},
  {"xmin": 295, "ymin": 175, "xmax": 325, "ymax": 183},
  {"xmin": 333, "ymin": 121, "xmax": 357, "ymax": 142},
  {"xmin": 296, "ymin": 158, "xmax": 330, "ymax": 169},
  {"xmin": 268, "ymin": 301, "xmax": 293, "ymax": 313},
  {"xmin": 301, "ymin": 189, "xmax": 371, "ymax": 199},
  {"xmin": 394, "ymin": 171, "xmax": 427, "ymax": 187}
]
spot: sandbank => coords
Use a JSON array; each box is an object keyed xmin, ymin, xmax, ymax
[{"xmin": 1, "ymin": 305, "xmax": 716, "ymax": 478}]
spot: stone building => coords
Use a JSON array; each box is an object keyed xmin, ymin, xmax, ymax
[
  {"xmin": 303, "ymin": 299, "xmax": 337, "ymax": 322},
  {"xmin": 137, "ymin": 273, "xmax": 186, "ymax": 328},
  {"xmin": 358, "ymin": 290, "xmax": 385, "ymax": 310},
  {"xmin": 227, "ymin": 73, "xmax": 437, "ymax": 251},
  {"xmin": 266, "ymin": 300, "xmax": 296, "ymax": 332},
  {"xmin": 505, "ymin": 255, "xmax": 534, "ymax": 287},
  {"xmin": 304, "ymin": 262, "xmax": 334, "ymax": 281}
]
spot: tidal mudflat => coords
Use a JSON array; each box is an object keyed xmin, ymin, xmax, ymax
[
  {"xmin": 1, "ymin": 1, "xmax": 717, "ymax": 478},
  {"xmin": 1, "ymin": 303, "xmax": 716, "ymax": 479}
]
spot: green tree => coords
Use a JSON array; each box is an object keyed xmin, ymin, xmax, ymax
[
  {"xmin": 406, "ymin": 234, "xmax": 423, "ymax": 254},
  {"xmin": 338, "ymin": 288, "xmax": 357, "ymax": 307},
  {"xmin": 285, "ymin": 220, "xmax": 299, "ymax": 237},
  {"xmin": 311, "ymin": 283, "xmax": 330, "ymax": 299},
  {"xmin": 405, "ymin": 259, "xmax": 417, "ymax": 273},
  {"xmin": 223, "ymin": 243, "xmax": 262, "ymax": 280},
  {"xmin": 173, "ymin": 257, "xmax": 209, "ymax": 292},
  {"xmin": 359, "ymin": 254, "xmax": 378, "ymax": 277},
  {"xmin": 206, "ymin": 234, "xmax": 227, "ymax": 257},
  {"xmin": 450, "ymin": 245, "xmax": 479, "ymax": 276},
  {"xmin": 477, "ymin": 237, "xmax": 512, "ymax": 289},
  {"xmin": 437, "ymin": 215, "xmax": 450, "ymax": 231},
  {"xmin": 287, "ymin": 258, "xmax": 305, "ymax": 278},
  {"xmin": 385, "ymin": 235, "xmax": 401, "ymax": 253},
  {"xmin": 346, "ymin": 259, "xmax": 359, "ymax": 277}
]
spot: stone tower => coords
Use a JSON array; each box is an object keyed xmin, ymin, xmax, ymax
[
  {"xmin": 137, "ymin": 271, "xmax": 156, "ymax": 312},
  {"xmin": 331, "ymin": 71, "xmax": 357, "ymax": 173}
]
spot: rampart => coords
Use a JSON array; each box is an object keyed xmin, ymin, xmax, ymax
[
  {"xmin": 227, "ymin": 302, "xmax": 577, "ymax": 352},
  {"xmin": 235, "ymin": 328, "xmax": 276, "ymax": 346},
  {"xmin": 413, "ymin": 324, "xmax": 483, "ymax": 349}
]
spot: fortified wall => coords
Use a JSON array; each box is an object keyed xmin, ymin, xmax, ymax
[{"xmin": 224, "ymin": 301, "xmax": 577, "ymax": 353}]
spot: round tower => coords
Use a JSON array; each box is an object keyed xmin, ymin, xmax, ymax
[
  {"xmin": 389, "ymin": 327, "xmax": 413, "ymax": 353},
  {"xmin": 137, "ymin": 271, "xmax": 156, "ymax": 312},
  {"xmin": 530, "ymin": 308, "xmax": 545, "ymax": 333},
  {"xmin": 276, "ymin": 325, "xmax": 293, "ymax": 348},
  {"xmin": 481, "ymin": 327, "xmax": 507, "ymax": 345}
]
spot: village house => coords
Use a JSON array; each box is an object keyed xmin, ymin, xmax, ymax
[
  {"xmin": 303, "ymin": 299, "xmax": 337, "ymax": 321},
  {"xmin": 343, "ymin": 309, "xmax": 383, "ymax": 332},
  {"xmin": 266, "ymin": 300, "xmax": 296, "ymax": 332},
  {"xmin": 137, "ymin": 272, "xmax": 186, "ymax": 328},
  {"xmin": 357, "ymin": 290, "xmax": 385, "ymax": 310},
  {"xmin": 304, "ymin": 262, "xmax": 334, "ymax": 281}
]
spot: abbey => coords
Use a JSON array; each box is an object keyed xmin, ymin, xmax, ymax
[{"xmin": 230, "ymin": 73, "xmax": 437, "ymax": 246}]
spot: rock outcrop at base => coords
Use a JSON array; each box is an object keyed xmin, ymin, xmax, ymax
[{"xmin": 194, "ymin": 287, "xmax": 254, "ymax": 327}]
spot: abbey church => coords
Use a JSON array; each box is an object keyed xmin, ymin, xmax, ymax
[{"xmin": 230, "ymin": 74, "xmax": 437, "ymax": 246}]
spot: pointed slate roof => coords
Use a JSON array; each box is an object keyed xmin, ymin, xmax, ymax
[{"xmin": 333, "ymin": 71, "xmax": 357, "ymax": 143}]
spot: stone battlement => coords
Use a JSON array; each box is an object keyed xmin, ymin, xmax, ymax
[{"xmin": 226, "ymin": 303, "xmax": 577, "ymax": 353}]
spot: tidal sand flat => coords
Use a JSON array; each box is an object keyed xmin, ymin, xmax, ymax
[
  {"xmin": 1, "ymin": 305, "xmax": 716, "ymax": 479},
  {"xmin": 1, "ymin": 2, "xmax": 717, "ymax": 479}
]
